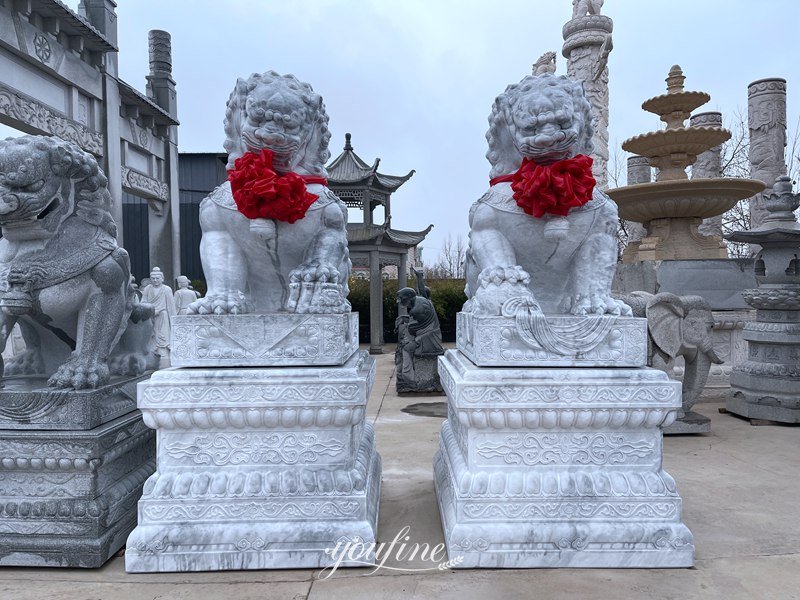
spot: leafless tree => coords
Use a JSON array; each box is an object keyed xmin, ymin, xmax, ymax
[
  {"xmin": 426, "ymin": 233, "xmax": 467, "ymax": 279},
  {"xmin": 607, "ymin": 140, "xmax": 633, "ymax": 261}
]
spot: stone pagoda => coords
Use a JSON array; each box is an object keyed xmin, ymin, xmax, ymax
[
  {"xmin": 327, "ymin": 133, "xmax": 432, "ymax": 353},
  {"xmin": 725, "ymin": 176, "xmax": 800, "ymax": 423}
]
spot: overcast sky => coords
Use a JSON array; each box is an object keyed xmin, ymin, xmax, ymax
[{"xmin": 51, "ymin": 1, "xmax": 800, "ymax": 262}]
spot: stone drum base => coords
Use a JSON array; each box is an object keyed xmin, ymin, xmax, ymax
[
  {"xmin": 433, "ymin": 349, "xmax": 694, "ymax": 568},
  {"xmin": 125, "ymin": 350, "xmax": 381, "ymax": 572},
  {"xmin": 0, "ymin": 411, "xmax": 155, "ymax": 567}
]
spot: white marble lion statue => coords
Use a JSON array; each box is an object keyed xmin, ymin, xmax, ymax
[
  {"xmin": 464, "ymin": 72, "xmax": 630, "ymax": 318},
  {"xmin": 189, "ymin": 71, "xmax": 350, "ymax": 315}
]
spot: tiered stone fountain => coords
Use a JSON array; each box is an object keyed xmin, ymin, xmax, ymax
[{"xmin": 609, "ymin": 65, "xmax": 765, "ymax": 263}]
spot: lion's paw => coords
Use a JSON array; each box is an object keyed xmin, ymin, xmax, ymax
[
  {"xmin": 477, "ymin": 265, "xmax": 531, "ymax": 289},
  {"xmin": 48, "ymin": 358, "xmax": 110, "ymax": 390},
  {"xmin": 287, "ymin": 263, "xmax": 348, "ymax": 313},
  {"xmin": 3, "ymin": 349, "xmax": 45, "ymax": 376},
  {"xmin": 562, "ymin": 293, "xmax": 633, "ymax": 317},
  {"xmin": 188, "ymin": 292, "xmax": 248, "ymax": 315}
]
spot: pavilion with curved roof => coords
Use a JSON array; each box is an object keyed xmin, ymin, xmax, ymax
[{"xmin": 327, "ymin": 133, "xmax": 433, "ymax": 353}]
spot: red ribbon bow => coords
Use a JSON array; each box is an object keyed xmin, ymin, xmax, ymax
[
  {"xmin": 490, "ymin": 154, "xmax": 596, "ymax": 218},
  {"xmin": 228, "ymin": 148, "xmax": 326, "ymax": 223}
]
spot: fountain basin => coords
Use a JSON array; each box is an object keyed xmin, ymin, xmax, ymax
[
  {"xmin": 608, "ymin": 178, "xmax": 766, "ymax": 222},
  {"xmin": 622, "ymin": 127, "xmax": 731, "ymax": 162},
  {"xmin": 642, "ymin": 91, "xmax": 710, "ymax": 119}
]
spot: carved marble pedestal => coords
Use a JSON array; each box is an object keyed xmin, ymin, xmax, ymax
[
  {"xmin": 125, "ymin": 316, "xmax": 381, "ymax": 572},
  {"xmin": 0, "ymin": 377, "xmax": 155, "ymax": 567},
  {"xmin": 434, "ymin": 316, "xmax": 694, "ymax": 568}
]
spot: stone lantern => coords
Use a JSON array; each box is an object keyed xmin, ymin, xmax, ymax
[{"xmin": 725, "ymin": 176, "xmax": 800, "ymax": 422}]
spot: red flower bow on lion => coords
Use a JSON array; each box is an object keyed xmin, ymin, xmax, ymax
[
  {"xmin": 228, "ymin": 148, "xmax": 326, "ymax": 223},
  {"xmin": 491, "ymin": 154, "xmax": 596, "ymax": 218}
]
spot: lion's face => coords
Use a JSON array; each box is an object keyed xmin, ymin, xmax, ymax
[
  {"xmin": 240, "ymin": 82, "xmax": 315, "ymax": 171},
  {"xmin": 486, "ymin": 74, "xmax": 594, "ymax": 179},
  {"xmin": 224, "ymin": 72, "xmax": 331, "ymax": 175},
  {"xmin": 0, "ymin": 144, "xmax": 71, "ymax": 240},
  {"xmin": 511, "ymin": 86, "xmax": 581, "ymax": 164}
]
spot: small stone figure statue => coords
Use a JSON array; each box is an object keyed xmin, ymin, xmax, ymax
[
  {"xmin": 395, "ymin": 275, "xmax": 444, "ymax": 394},
  {"xmin": 173, "ymin": 275, "xmax": 201, "ymax": 315},
  {"xmin": 533, "ymin": 51, "xmax": 557, "ymax": 76},
  {"xmin": 141, "ymin": 267, "xmax": 175, "ymax": 367},
  {"xmin": 572, "ymin": 0, "xmax": 603, "ymax": 18}
]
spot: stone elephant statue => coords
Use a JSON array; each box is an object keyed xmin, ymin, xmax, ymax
[{"xmin": 622, "ymin": 291, "xmax": 723, "ymax": 417}]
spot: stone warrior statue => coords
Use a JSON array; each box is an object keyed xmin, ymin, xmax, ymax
[
  {"xmin": 140, "ymin": 267, "xmax": 175, "ymax": 366},
  {"xmin": 395, "ymin": 273, "xmax": 444, "ymax": 394}
]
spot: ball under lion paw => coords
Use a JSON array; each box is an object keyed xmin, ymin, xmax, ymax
[
  {"xmin": 467, "ymin": 266, "xmax": 540, "ymax": 315},
  {"xmin": 287, "ymin": 263, "xmax": 348, "ymax": 313}
]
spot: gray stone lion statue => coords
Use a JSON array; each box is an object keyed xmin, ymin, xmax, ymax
[
  {"xmin": 465, "ymin": 73, "xmax": 630, "ymax": 319},
  {"xmin": 0, "ymin": 135, "xmax": 156, "ymax": 389},
  {"xmin": 189, "ymin": 71, "xmax": 350, "ymax": 315}
]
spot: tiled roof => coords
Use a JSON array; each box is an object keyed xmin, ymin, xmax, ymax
[
  {"xmin": 327, "ymin": 133, "xmax": 414, "ymax": 191},
  {"xmin": 347, "ymin": 223, "xmax": 433, "ymax": 247},
  {"xmin": 34, "ymin": 0, "xmax": 117, "ymax": 53}
]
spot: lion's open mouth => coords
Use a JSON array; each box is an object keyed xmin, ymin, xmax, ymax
[
  {"xmin": 0, "ymin": 196, "xmax": 59, "ymax": 229},
  {"xmin": 35, "ymin": 197, "xmax": 59, "ymax": 220},
  {"xmin": 520, "ymin": 132, "xmax": 577, "ymax": 158}
]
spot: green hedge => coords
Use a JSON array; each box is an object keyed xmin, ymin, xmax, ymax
[{"xmin": 347, "ymin": 277, "xmax": 467, "ymax": 343}]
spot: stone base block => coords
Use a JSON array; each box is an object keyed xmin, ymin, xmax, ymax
[
  {"xmin": 397, "ymin": 355, "xmax": 443, "ymax": 394},
  {"xmin": 0, "ymin": 411, "xmax": 155, "ymax": 567},
  {"xmin": 456, "ymin": 313, "xmax": 647, "ymax": 367},
  {"xmin": 0, "ymin": 375, "xmax": 145, "ymax": 430},
  {"xmin": 728, "ymin": 360, "xmax": 800, "ymax": 423},
  {"xmin": 125, "ymin": 427, "xmax": 381, "ymax": 572},
  {"xmin": 125, "ymin": 350, "xmax": 381, "ymax": 572},
  {"xmin": 170, "ymin": 312, "xmax": 359, "ymax": 367},
  {"xmin": 726, "ymin": 394, "xmax": 800, "ymax": 424},
  {"xmin": 434, "ymin": 350, "xmax": 694, "ymax": 568},
  {"xmin": 662, "ymin": 411, "xmax": 711, "ymax": 435}
]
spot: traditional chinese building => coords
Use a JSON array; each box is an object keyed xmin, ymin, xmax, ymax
[
  {"xmin": 327, "ymin": 133, "xmax": 432, "ymax": 353},
  {"xmin": 0, "ymin": 0, "xmax": 180, "ymax": 283}
]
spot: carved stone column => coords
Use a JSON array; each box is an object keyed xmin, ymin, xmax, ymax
[
  {"xmin": 622, "ymin": 156, "xmax": 650, "ymax": 261},
  {"xmin": 398, "ymin": 251, "xmax": 408, "ymax": 290},
  {"xmin": 369, "ymin": 250, "xmax": 383, "ymax": 354},
  {"xmin": 146, "ymin": 29, "xmax": 181, "ymax": 284},
  {"xmin": 691, "ymin": 111, "xmax": 724, "ymax": 238},
  {"xmin": 747, "ymin": 78, "xmax": 787, "ymax": 230},
  {"xmin": 562, "ymin": 13, "xmax": 613, "ymax": 189}
]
